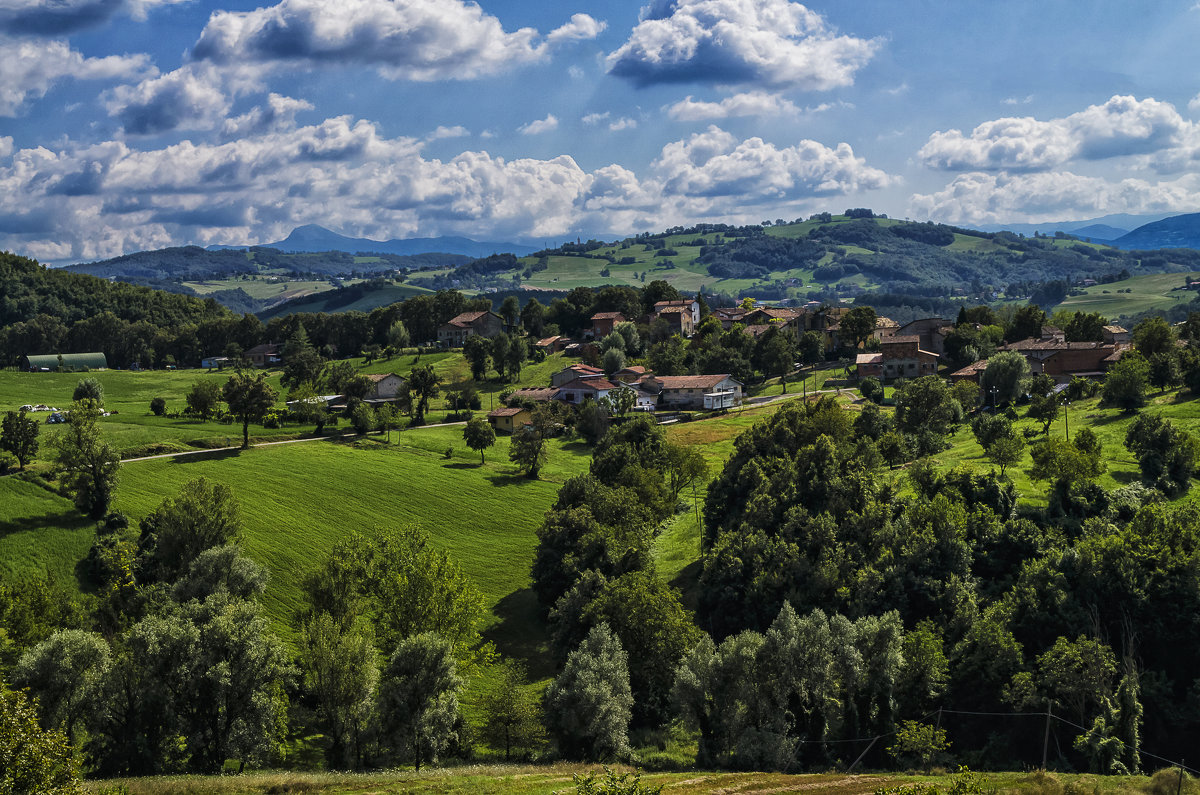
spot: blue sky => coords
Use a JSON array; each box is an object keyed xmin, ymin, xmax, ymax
[{"xmin": 4, "ymin": 0, "xmax": 1200, "ymax": 263}]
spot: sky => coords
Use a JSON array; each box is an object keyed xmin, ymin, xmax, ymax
[{"xmin": 5, "ymin": 0, "xmax": 1200, "ymax": 264}]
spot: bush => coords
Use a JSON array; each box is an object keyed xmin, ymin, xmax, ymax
[
  {"xmin": 150, "ymin": 397, "xmax": 167, "ymax": 416},
  {"xmin": 859, "ymin": 377, "xmax": 883, "ymax": 403},
  {"xmin": 73, "ymin": 377, "xmax": 103, "ymax": 404}
]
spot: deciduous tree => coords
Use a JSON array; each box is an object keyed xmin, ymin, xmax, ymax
[
  {"xmin": 1, "ymin": 409, "xmax": 39, "ymax": 470},
  {"xmin": 53, "ymin": 400, "xmax": 120, "ymax": 519},
  {"xmin": 378, "ymin": 633, "xmax": 463, "ymax": 772},
  {"xmin": 463, "ymin": 417, "xmax": 496, "ymax": 464},
  {"xmin": 222, "ymin": 371, "xmax": 278, "ymax": 447}
]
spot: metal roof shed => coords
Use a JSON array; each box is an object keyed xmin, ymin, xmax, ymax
[{"xmin": 24, "ymin": 352, "xmax": 108, "ymax": 372}]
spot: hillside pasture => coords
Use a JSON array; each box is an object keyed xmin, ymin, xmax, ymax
[{"xmin": 1058, "ymin": 271, "xmax": 1200, "ymax": 319}]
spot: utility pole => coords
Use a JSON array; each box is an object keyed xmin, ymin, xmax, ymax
[
  {"xmin": 1063, "ymin": 399, "xmax": 1070, "ymax": 440},
  {"xmin": 1042, "ymin": 701, "xmax": 1053, "ymax": 770}
]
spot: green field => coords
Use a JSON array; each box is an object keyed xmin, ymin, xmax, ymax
[
  {"xmin": 1058, "ymin": 271, "xmax": 1200, "ymax": 319},
  {"xmin": 81, "ymin": 763, "xmax": 1178, "ymax": 794},
  {"xmin": 182, "ymin": 276, "xmax": 363, "ymax": 302}
]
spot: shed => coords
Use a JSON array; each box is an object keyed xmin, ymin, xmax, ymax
[
  {"xmin": 487, "ymin": 406, "xmax": 532, "ymax": 434},
  {"xmin": 24, "ymin": 352, "xmax": 108, "ymax": 372}
]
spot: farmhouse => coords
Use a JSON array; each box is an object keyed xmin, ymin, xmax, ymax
[
  {"xmin": 589, "ymin": 312, "xmax": 625, "ymax": 339},
  {"xmin": 640, "ymin": 374, "xmax": 742, "ymax": 410},
  {"xmin": 885, "ymin": 318, "xmax": 953, "ymax": 355},
  {"xmin": 487, "ymin": 406, "xmax": 532, "ymax": 434},
  {"xmin": 437, "ymin": 311, "xmax": 504, "ymax": 347},
  {"xmin": 508, "ymin": 387, "xmax": 557, "ymax": 404},
  {"xmin": 654, "ymin": 306, "xmax": 695, "ymax": 336},
  {"xmin": 611, "ymin": 365, "xmax": 651, "ymax": 384},
  {"xmin": 23, "ymin": 352, "xmax": 108, "ymax": 372},
  {"xmin": 535, "ymin": 335, "xmax": 570, "ymax": 354},
  {"xmin": 244, "ymin": 344, "xmax": 281, "ymax": 367},
  {"xmin": 554, "ymin": 377, "xmax": 617, "ymax": 405},
  {"xmin": 856, "ymin": 335, "xmax": 939, "ymax": 380},
  {"xmin": 363, "ymin": 373, "xmax": 406, "ymax": 403},
  {"xmin": 551, "ymin": 363, "xmax": 604, "ymax": 388},
  {"xmin": 653, "ymin": 298, "xmax": 701, "ymax": 327},
  {"xmin": 1000, "ymin": 338, "xmax": 1128, "ymax": 378}
]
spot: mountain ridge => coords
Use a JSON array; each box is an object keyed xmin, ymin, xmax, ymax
[{"xmin": 208, "ymin": 224, "xmax": 540, "ymax": 258}]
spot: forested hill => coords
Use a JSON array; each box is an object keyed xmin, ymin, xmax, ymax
[
  {"xmin": 65, "ymin": 246, "xmax": 467, "ymax": 282},
  {"xmin": 0, "ymin": 250, "xmax": 235, "ymax": 366}
]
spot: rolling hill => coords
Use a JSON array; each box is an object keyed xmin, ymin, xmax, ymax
[
  {"xmin": 211, "ymin": 224, "xmax": 541, "ymax": 258},
  {"xmin": 1111, "ymin": 212, "xmax": 1200, "ymax": 250}
]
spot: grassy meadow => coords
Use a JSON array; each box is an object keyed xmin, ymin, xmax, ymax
[{"xmin": 1057, "ymin": 271, "xmax": 1200, "ymax": 320}]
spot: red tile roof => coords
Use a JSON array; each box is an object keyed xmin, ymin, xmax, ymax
[
  {"xmin": 488, "ymin": 407, "xmax": 527, "ymax": 417},
  {"xmin": 557, "ymin": 377, "xmax": 618, "ymax": 391},
  {"xmin": 649, "ymin": 374, "xmax": 737, "ymax": 389},
  {"xmin": 591, "ymin": 312, "xmax": 626, "ymax": 320}
]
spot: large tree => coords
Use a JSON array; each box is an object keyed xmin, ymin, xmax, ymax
[
  {"xmin": 299, "ymin": 613, "xmax": 379, "ymax": 770},
  {"xmin": 979, "ymin": 350, "xmax": 1030, "ymax": 406},
  {"xmin": 463, "ymin": 417, "xmax": 496, "ymax": 464},
  {"xmin": 53, "ymin": 400, "xmax": 120, "ymax": 519},
  {"xmin": 0, "ymin": 686, "xmax": 81, "ymax": 794},
  {"xmin": 1, "ymin": 409, "xmax": 39, "ymax": 470},
  {"xmin": 222, "ymin": 371, "xmax": 278, "ymax": 447},
  {"xmin": 137, "ymin": 477, "xmax": 242, "ymax": 583},
  {"xmin": 185, "ymin": 379, "xmax": 222, "ymax": 420},
  {"xmin": 839, "ymin": 306, "xmax": 877, "ymax": 349},
  {"xmin": 543, "ymin": 623, "xmax": 633, "ymax": 761},
  {"xmin": 509, "ymin": 423, "xmax": 547, "ymax": 479},
  {"xmin": 407, "ymin": 364, "xmax": 440, "ymax": 425},
  {"xmin": 377, "ymin": 633, "xmax": 463, "ymax": 772}
]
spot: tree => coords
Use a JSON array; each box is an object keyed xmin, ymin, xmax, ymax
[
  {"xmin": 12, "ymin": 629, "xmax": 110, "ymax": 743},
  {"xmin": 0, "ymin": 686, "xmax": 81, "ymax": 795},
  {"xmin": 280, "ymin": 328, "xmax": 326, "ymax": 390},
  {"xmin": 1, "ymin": 409, "xmax": 39, "ymax": 470},
  {"xmin": 894, "ymin": 376, "xmax": 962, "ymax": 439},
  {"xmin": 72, "ymin": 376, "xmax": 103, "ymax": 405},
  {"xmin": 754, "ymin": 326, "xmax": 797, "ymax": 392},
  {"xmin": 543, "ymin": 623, "xmax": 633, "ymax": 761},
  {"xmin": 462, "ymin": 335, "xmax": 492, "ymax": 381},
  {"xmin": 1008, "ymin": 304, "xmax": 1046, "ymax": 342},
  {"xmin": 521, "ymin": 298, "xmax": 545, "ymax": 337},
  {"xmin": 480, "ymin": 658, "xmax": 544, "ymax": 760},
  {"xmin": 377, "ymin": 403, "xmax": 399, "ymax": 443},
  {"xmin": 222, "ymin": 371, "xmax": 278, "ymax": 447},
  {"xmin": 859, "ymin": 377, "xmax": 883, "ymax": 404},
  {"xmin": 1102, "ymin": 351, "xmax": 1149, "ymax": 413},
  {"xmin": 350, "ymin": 402, "xmax": 375, "ymax": 435},
  {"xmin": 499, "ymin": 295, "xmax": 521, "ymax": 330},
  {"xmin": 888, "ymin": 720, "xmax": 949, "ymax": 773},
  {"xmin": 979, "ymin": 350, "xmax": 1030, "ymax": 406},
  {"xmin": 491, "ymin": 334, "xmax": 511, "ymax": 380},
  {"xmin": 149, "ymin": 396, "xmax": 167, "ymax": 416},
  {"xmin": 463, "ymin": 417, "xmax": 496, "ymax": 464},
  {"xmin": 662, "ymin": 442, "xmax": 708, "ymax": 503},
  {"xmin": 986, "ymin": 435, "xmax": 1025, "ymax": 477},
  {"xmin": 377, "ymin": 633, "xmax": 463, "ymax": 772},
  {"xmin": 386, "ymin": 320, "xmax": 411, "ymax": 351},
  {"xmin": 137, "ymin": 477, "xmax": 242, "ymax": 584},
  {"xmin": 1124, "ymin": 413, "xmax": 1200, "ymax": 495},
  {"xmin": 1148, "ymin": 351, "xmax": 1180, "ymax": 392},
  {"xmin": 53, "ymin": 400, "xmax": 120, "ymax": 519},
  {"xmin": 510, "ymin": 424, "xmax": 547, "ymax": 479},
  {"xmin": 1027, "ymin": 393, "xmax": 1060, "ymax": 435},
  {"xmin": 840, "ymin": 306, "xmax": 877, "ymax": 349},
  {"xmin": 1037, "ymin": 635, "xmax": 1117, "ymax": 727},
  {"xmin": 299, "ymin": 612, "xmax": 379, "ymax": 770},
  {"xmin": 407, "ymin": 364, "xmax": 440, "ymax": 425},
  {"xmin": 185, "ymin": 379, "xmax": 222, "ymax": 420},
  {"xmin": 606, "ymin": 385, "xmax": 637, "ymax": 418},
  {"xmin": 601, "ymin": 347, "xmax": 626, "ymax": 375},
  {"xmin": 1133, "ymin": 316, "xmax": 1175, "ymax": 357}
]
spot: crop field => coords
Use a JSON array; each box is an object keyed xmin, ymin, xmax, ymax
[
  {"xmin": 182, "ymin": 277, "xmax": 361, "ymax": 302},
  {"xmin": 1058, "ymin": 271, "xmax": 1200, "ymax": 319}
]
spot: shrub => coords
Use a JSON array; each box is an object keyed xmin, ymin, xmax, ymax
[
  {"xmin": 150, "ymin": 397, "xmax": 167, "ymax": 416},
  {"xmin": 73, "ymin": 377, "xmax": 103, "ymax": 404}
]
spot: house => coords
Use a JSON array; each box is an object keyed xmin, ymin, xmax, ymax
[
  {"xmin": 611, "ymin": 365, "xmax": 651, "ymax": 384},
  {"xmin": 744, "ymin": 306, "xmax": 803, "ymax": 327},
  {"xmin": 24, "ymin": 352, "xmax": 108, "ymax": 372},
  {"xmin": 655, "ymin": 307, "xmax": 695, "ymax": 337},
  {"xmin": 487, "ymin": 406, "xmax": 532, "ymax": 434},
  {"xmin": 551, "ymin": 363, "xmax": 604, "ymax": 388},
  {"xmin": 742, "ymin": 324, "xmax": 773, "ymax": 339},
  {"xmin": 886, "ymin": 318, "xmax": 952, "ymax": 356},
  {"xmin": 535, "ymin": 335, "xmax": 570, "ymax": 354},
  {"xmin": 949, "ymin": 359, "xmax": 989, "ymax": 384},
  {"xmin": 589, "ymin": 312, "xmax": 625, "ymax": 340},
  {"xmin": 1000, "ymin": 338, "xmax": 1127, "ymax": 378},
  {"xmin": 713, "ymin": 307, "xmax": 750, "ymax": 329},
  {"xmin": 364, "ymin": 373, "xmax": 406, "ymax": 403},
  {"xmin": 507, "ymin": 387, "xmax": 557, "ymax": 404},
  {"xmin": 554, "ymin": 377, "xmax": 617, "ymax": 405},
  {"xmin": 873, "ymin": 317, "xmax": 900, "ymax": 340},
  {"xmin": 244, "ymin": 344, "xmax": 281, "ymax": 367},
  {"xmin": 201, "ymin": 356, "xmax": 231, "ymax": 369},
  {"xmin": 1102, "ymin": 325, "xmax": 1131, "ymax": 344},
  {"xmin": 653, "ymin": 298, "xmax": 701, "ymax": 327},
  {"xmin": 640, "ymin": 374, "xmax": 742, "ymax": 410},
  {"xmin": 856, "ymin": 336, "xmax": 940, "ymax": 380},
  {"xmin": 437, "ymin": 311, "xmax": 505, "ymax": 347}
]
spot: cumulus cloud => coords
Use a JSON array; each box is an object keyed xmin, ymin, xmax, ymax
[
  {"xmin": 919, "ymin": 95, "xmax": 1193, "ymax": 171},
  {"xmin": 0, "ymin": 34, "xmax": 152, "ymax": 115},
  {"xmin": 582, "ymin": 111, "xmax": 610, "ymax": 125},
  {"xmin": 106, "ymin": 64, "xmax": 233, "ymax": 134},
  {"xmin": 609, "ymin": 117, "xmax": 638, "ymax": 131},
  {"xmin": 653, "ymin": 124, "xmax": 892, "ymax": 200},
  {"xmin": 0, "ymin": 137, "xmax": 11, "ymax": 158},
  {"xmin": 221, "ymin": 93, "xmax": 313, "ymax": 137},
  {"xmin": 426, "ymin": 125, "xmax": 470, "ymax": 141},
  {"xmin": 0, "ymin": 117, "xmax": 892, "ymax": 263},
  {"xmin": 909, "ymin": 170, "xmax": 1200, "ymax": 225},
  {"xmin": 0, "ymin": 0, "xmax": 188, "ymax": 35},
  {"xmin": 518, "ymin": 114, "xmax": 559, "ymax": 135},
  {"xmin": 666, "ymin": 91, "xmax": 801, "ymax": 120},
  {"xmin": 192, "ymin": 0, "xmax": 600, "ymax": 81},
  {"xmin": 606, "ymin": 0, "xmax": 879, "ymax": 89}
]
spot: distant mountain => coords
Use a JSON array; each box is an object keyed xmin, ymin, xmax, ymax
[
  {"xmin": 972, "ymin": 213, "xmax": 1176, "ymax": 238},
  {"xmin": 211, "ymin": 224, "xmax": 540, "ymax": 258},
  {"xmin": 1070, "ymin": 224, "xmax": 1128, "ymax": 242},
  {"xmin": 1111, "ymin": 213, "xmax": 1200, "ymax": 251}
]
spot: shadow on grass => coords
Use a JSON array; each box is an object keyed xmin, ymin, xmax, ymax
[
  {"xmin": 1110, "ymin": 469, "xmax": 1139, "ymax": 485},
  {"xmin": 0, "ymin": 508, "xmax": 89, "ymax": 539},
  {"xmin": 482, "ymin": 588, "xmax": 554, "ymax": 681},
  {"xmin": 487, "ymin": 471, "xmax": 534, "ymax": 487},
  {"xmin": 669, "ymin": 559, "xmax": 703, "ymax": 613},
  {"xmin": 443, "ymin": 462, "xmax": 478, "ymax": 470},
  {"xmin": 168, "ymin": 447, "xmax": 242, "ymax": 464}
]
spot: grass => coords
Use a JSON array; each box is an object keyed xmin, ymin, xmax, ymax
[
  {"xmin": 0, "ymin": 476, "xmax": 93, "ymax": 583},
  {"xmin": 182, "ymin": 277, "xmax": 363, "ymax": 302},
  {"xmin": 1058, "ymin": 271, "xmax": 1200, "ymax": 319},
  {"xmin": 79, "ymin": 764, "xmax": 1177, "ymax": 794}
]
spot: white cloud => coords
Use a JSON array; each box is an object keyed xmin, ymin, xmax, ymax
[
  {"xmin": 192, "ymin": 0, "xmax": 595, "ymax": 81},
  {"xmin": 609, "ymin": 117, "xmax": 638, "ymax": 131},
  {"xmin": 582, "ymin": 111, "xmax": 610, "ymax": 125},
  {"xmin": 606, "ymin": 0, "xmax": 879, "ymax": 89},
  {"xmin": 666, "ymin": 91, "xmax": 801, "ymax": 120},
  {"xmin": 106, "ymin": 64, "xmax": 233, "ymax": 134},
  {"xmin": 518, "ymin": 114, "xmax": 559, "ymax": 135},
  {"xmin": 909, "ymin": 170, "xmax": 1200, "ymax": 225},
  {"xmin": 221, "ymin": 93, "xmax": 314, "ymax": 137},
  {"xmin": 1002, "ymin": 95, "xmax": 1033, "ymax": 105},
  {"xmin": 1189, "ymin": 93, "xmax": 1200, "ymax": 113},
  {"xmin": 919, "ymin": 95, "xmax": 1193, "ymax": 171},
  {"xmin": 426, "ymin": 125, "xmax": 470, "ymax": 141},
  {"xmin": 0, "ymin": 35, "xmax": 153, "ymax": 115},
  {"xmin": 546, "ymin": 13, "xmax": 607, "ymax": 45},
  {"xmin": 653, "ymin": 124, "xmax": 892, "ymax": 200},
  {"xmin": 0, "ymin": 117, "xmax": 893, "ymax": 262},
  {"xmin": 0, "ymin": 136, "xmax": 12, "ymax": 158}
]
